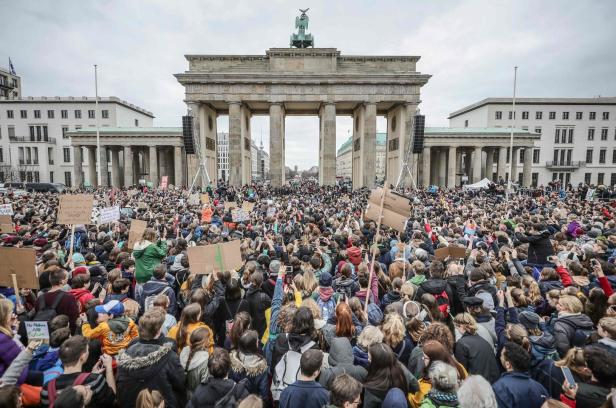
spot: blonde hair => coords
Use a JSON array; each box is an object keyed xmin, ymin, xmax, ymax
[
  {"xmin": 238, "ymin": 394, "xmax": 263, "ymax": 408},
  {"xmin": 381, "ymin": 313, "xmax": 405, "ymax": 348},
  {"xmin": 357, "ymin": 325, "xmax": 384, "ymax": 349},
  {"xmin": 506, "ymin": 324, "xmax": 531, "ymax": 352},
  {"xmin": 453, "ymin": 313, "xmax": 478, "ymax": 335},
  {"xmin": 135, "ymin": 389, "xmax": 164, "ymax": 408},
  {"xmin": 558, "ymin": 295, "xmax": 584, "ymax": 314},
  {"xmin": 301, "ymin": 270, "xmax": 318, "ymax": 294},
  {"xmin": 141, "ymin": 228, "xmax": 156, "ymax": 242},
  {"xmin": 0, "ymin": 299, "xmax": 13, "ymax": 337},
  {"xmin": 400, "ymin": 283, "xmax": 416, "ymax": 301},
  {"xmin": 599, "ymin": 317, "xmax": 616, "ymax": 339},
  {"xmin": 301, "ymin": 298, "xmax": 322, "ymax": 320}
]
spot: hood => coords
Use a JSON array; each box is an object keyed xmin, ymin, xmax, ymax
[
  {"xmin": 385, "ymin": 291, "xmax": 402, "ymax": 303},
  {"xmin": 117, "ymin": 341, "xmax": 172, "ymax": 371},
  {"xmin": 69, "ymin": 288, "xmax": 92, "ymax": 299},
  {"xmin": 420, "ymin": 279, "xmax": 448, "ymax": 294},
  {"xmin": 540, "ymin": 280, "xmax": 564, "ymax": 291},
  {"xmin": 530, "ymin": 332, "xmax": 556, "ymax": 348},
  {"xmin": 132, "ymin": 240, "xmax": 153, "ymax": 257},
  {"xmin": 558, "ymin": 313, "xmax": 594, "ymax": 329},
  {"xmin": 328, "ymin": 337, "xmax": 354, "ymax": 366},
  {"xmin": 335, "ymin": 277, "xmax": 355, "ymax": 288},
  {"xmin": 142, "ymin": 280, "xmax": 171, "ymax": 298},
  {"xmin": 108, "ymin": 316, "xmax": 131, "ymax": 334},
  {"xmin": 287, "ymin": 333, "xmax": 314, "ymax": 352},
  {"xmin": 230, "ymin": 350, "xmax": 268, "ymax": 376},
  {"xmin": 179, "ymin": 347, "xmax": 209, "ymax": 371},
  {"xmin": 409, "ymin": 275, "xmax": 426, "ymax": 285}
]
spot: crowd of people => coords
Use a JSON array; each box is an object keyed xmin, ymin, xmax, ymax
[{"xmin": 0, "ymin": 179, "xmax": 615, "ymax": 408}]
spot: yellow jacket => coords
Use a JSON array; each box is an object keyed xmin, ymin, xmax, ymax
[
  {"xmin": 82, "ymin": 317, "xmax": 139, "ymax": 356},
  {"xmin": 261, "ymin": 290, "xmax": 302, "ymax": 344},
  {"xmin": 167, "ymin": 322, "xmax": 214, "ymax": 353}
]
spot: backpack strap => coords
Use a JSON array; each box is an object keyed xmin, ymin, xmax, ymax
[
  {"xmin": 299, "ymin": 341, "xmax": 316, "ymax": 353},
  {"xmin": 73, "ymin": 373, "xmax": 90, "ymax": 386},
  {"xmin": 46, "ymin": 372, "xmax": 89, "ymax": 406}
]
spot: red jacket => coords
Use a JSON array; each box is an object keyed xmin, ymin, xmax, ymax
[
  {"xmin": 347, "ymin": 246, "xmax": 362, "ymax": 267},
  {"xmin": 69, "ymin": 288, "xmax": 95, "ymax": 313}
]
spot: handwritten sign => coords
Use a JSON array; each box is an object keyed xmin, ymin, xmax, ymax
[
  {"xmin": 0, "ymin": 215, "xmax": 14, "ymax": 234},
  {"xmin": 242, "ymin": 201, "xmax": 255, "ymax": 212},
  {"xmin": 99, "ymin": 206, "xmax": 120, "ymax": 224},
  {"xmin": 0, "ymin": 204, "xmax": 13, "ymax": 216},
  {"xmin": 57, "ymin": 194, "xmax": 94, "ymax": 225},
  {"xmin": 200, "ymin": 194, "xmax": 210, "ymax": 205},
  {"xmin": 25, "ymin": 321, "xmax": 50, "ymax": 341},
  {"xmin": 187, "ymin": 240, "xmax": 243, "ymax": 274},
  {"xmin": 231, "ymin": 208, "xmax": 250, "ymax": 222},
  {"xmin": 160, "ymin": 176, "xmax": 168, "ymax": 190},
  {"xmin": 0, "ymin": 247, "xmax": 39, "ymax": 289},
  {"xmin": 127, "ymin": 220, "xmax": 147, "ymax": 250},
  {"xmin": 188, "ymin": 194, "xmax": 200, "ymax": 206}
]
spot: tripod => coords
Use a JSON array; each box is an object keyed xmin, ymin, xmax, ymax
[
  {"xmin": 394, "ymin": 114, "xmax": 418, "ymax": 191},
  {"xmin": 187, "ymin": 113, "xmax": 211, "ymax": 193}
]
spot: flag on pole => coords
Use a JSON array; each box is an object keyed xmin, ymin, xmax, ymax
[{"xmin": 8, "ymin": 58, "xmax": 16, "ymax": 75}]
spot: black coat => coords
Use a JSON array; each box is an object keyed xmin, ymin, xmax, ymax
[
  {"xmin": 241, "ymin": 287, "xmax": 271, "ymax": 338},
  {"xmin": 116, "ymin": 337, "xmax": 186, "ymax": 408},
  {"xmin": 213, "ymin": 297, "xmax": 247, "ymax": 347},
  {"xmin": 515, "ymin": 231, "xmax": 554, "ymax": 265},
  {"xmin": 553, "ymin": 314, "xmax": 594, "ymax": 356},
  {"xmin": 454, "ymin": 333, "xmax": 501, "ymax": 383},
  {"xmin": 186, "ymin": 377, "xmax": 249, "ymax": 408}
]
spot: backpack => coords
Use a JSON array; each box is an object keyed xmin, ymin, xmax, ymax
[
  {"xmin": 214, "ymin": 379, "xmax": 247, "ymax": 408},
  {"xmin": 530, "ymin": 343, "xmax": 559, "ymax": 367},
  {"xmin": 33, "ymin": 292, "xmax": 66, "ymax": 323},
  {"xmin": 271, "ymin": 336, "xmax": 316, "ymax": 400},
  {"xmin": 560, "ymin": 319, "xmax": 593, "ymax": 347},
  {"xmin": 433, "ymin": 290, "xmax": 450, "ymax": 316},
  {"xmin": 144, "ymin": 286, "xmax": 171, "ymax": 312},
  {"xmin": 46, "ymin": 372, "xmax": 89, "ymax": 408},
  {"xmin": 316, "ymin": 296, "xmax": 336, "ymax": 323},
  {"xmin": 223, "ymin": 300, "xmax": 243, "ymax": 338}
]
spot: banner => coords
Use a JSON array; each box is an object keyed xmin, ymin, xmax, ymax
[
  {"xmin": 231, "ymin": 208, "xmax": 251, "ymax": 222},
  {"xmin": 200, "ymin": 194, "xmax": 210, "ymax": 205},
  {"xmin": 57, "ymin": 194, "xmax": 94, "ymax": 225},
  {"xmin": 0, "ymin": 247, "xmax": 39, "ymax": 289},
  {"xmin": 0, "ymin": 204, "xmax": 13, "ymax": 216},
  {"xmin": 99, "ymin": 206, "xmax": 120, "ymax": 224},
  {"xmin": 187, "ymin": 240, "xmax": 243, "ymax": 274},
  {"xmin": 160, "ymin": 176, "xmax": 168, "ymax": 190},
  {"xmin": 0, "ymin": 215, "xmax": 15, "ymax": 234},
  {"xmin": 242, "ymin": 201, "xmax": 255, "ymax": 212},
  {"xmin": 127, "ymin": 220, "xmax": 148, "ymax": 250}
]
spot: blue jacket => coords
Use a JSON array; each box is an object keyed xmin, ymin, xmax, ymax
[
  {"xmin": 492, "ymin": 371, "xmax": 548, "ymax": 408},
  {"xmin": 280, "ymin": 380, "xmax": 329, "ymax": 408},
  {"xmin": 140, "ymin": 279, "xmax": 177, "ymax": 316}
]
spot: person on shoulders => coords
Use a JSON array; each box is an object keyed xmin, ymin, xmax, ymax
[
  {"xmin": 279, "ymin": 349, "xmax": 329, "ymax": 408},
  {"xmin": 80, "ymin": 299, "xmax": 138, "ymax": 356}
]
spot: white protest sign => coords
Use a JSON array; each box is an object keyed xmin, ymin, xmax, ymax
[
  {"xmin": 25, "ymin": 321, "xmax": 50, "ymax": 340},
  {"xmin": 99, "ymin": 206, "xmax": 120, "ymax": 224},
  {"xmin": 585, "ymin": 188, "xmax": 595, "ymax": 201},
  {"xmin": 266, "ymin": 207, "xmax": 276, "ymax": 218},
  {"xmin": 0, "ymin": 204, "xmax": 13, "ymax": 216},
  {"xmin": 231, "ymin": 208, "xmax": 251, "ymax": 222}
]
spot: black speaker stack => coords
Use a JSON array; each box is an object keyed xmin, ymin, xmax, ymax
[
  {"xmin": 182, "ymin": 115, "xmax": 195, "ymax": 154},
  {"xmin": 412, "ymin": 114, "xmax": 425, "ymax": 154}
]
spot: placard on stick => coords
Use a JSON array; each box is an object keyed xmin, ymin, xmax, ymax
[
  {"xmin": 99, "ymin": 206, "xmax": 120, "ymax": 224},
  {"xmin": 0, "ymin": 247, "xmax": 39, "ymax": 289},
  {"xmin": 434, "ymin": 246, "xmax": 467, "ymax": 261},
  {"xmin": 127, "ymin": 220, "xmax": 148, "ymax": 250},
  {"xmin": 187, "ymin": 240, "xmax": 243, "ymax": 274},
  {"xmin": 200, "ymin": 194, "xmax": 210, "ymax": 205},
  {"xmin": 57, "ymin": 194, "xmax": 94, "ymax": 225},
  {"xmin": 242, "ymin": 201, "xmax": 255, "ymax": 212},
  {"xmin": 0, "ymin": 215, "xmax": 15, "ymax": 234}
]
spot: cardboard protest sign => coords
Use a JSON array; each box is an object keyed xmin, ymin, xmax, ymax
[
  {"xmin": 224, "ymin": 202, "xmax": 237, "ymax": 211},
  {"xmin": 242, "ymin": 201, "xmax": 255, "ymax": 212},
  {"xmin": 127, "ymin": 220, "xmax": 148, "ymax": 250},
  {"xmin": 364, "ymin": 187, "xmax": 410, "ymax": 233},
  {"xmin": 368, "ymin": 188, "xmax": 411, "ymax": 216},
  {"xmin": 200, "ymin": 194, "xmax": 210, "ymax": 205},
  {"xmin": 57, "ymin": 194, "xmax": 94, "ymax": 225},
  {"xmin": 188, "ymin": 194, "xmax": 200, "ymax": 206},
  {"xmin": 434, "ymin": 246, "xmax": 467, "ymax": 261},
  {"xmin": 187, "ymin": 240, "xmax": 243, "ymax": 274},
  {"xmin": 365, "ymin": 203, "xmax": 408, "ymax": 232},
  {"xmin": 160, "ymin": 176, "xmax": 168, "ymax": 190},
  {"xmin": 0, "ymin": 247, "xmax": 39, "ymax": 289},
  {"xmin": 585, "ymin": 188, "xmax": 595, "ymax": 201},
  {"xmin": 25, "ymin": 321, "xmax": 50, "ymax": 341},
  {"xmin": 98, "ymin": 206, "xmax": 120, "ymax": 224},
  {"xmin": 231, "ymin": 208, "xmax": 250, "ymax": 222},
  {"xmin": 0, "ymin": 215, "xmax": 15, "ymax": 233},
  {"xmin": 0, "ymin": 204, "xmax": 13, "ymax": 216}
]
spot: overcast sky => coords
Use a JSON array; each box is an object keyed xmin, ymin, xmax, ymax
[{"xmin": 2, "ymin": 0, "xmax": 615, "ymax": 170}]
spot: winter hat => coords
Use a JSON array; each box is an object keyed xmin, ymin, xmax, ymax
[
  {"xmin": 462, "ymin": 296, "xmax": 484, "ymax": 308},
  {"xmin": 518, "ymin": 311, "xmax": 541, "ymax": 331},
  {"xmin": 367, "ymin": 303, "xmax": 384, "ymax": 326},
  {"xmin": 319, "ymin": 272, "xmax": 333, "ymax": 287},
  {"xmin": 269, "ymin": 260, "xmax": 281, "ymax": 277},
  {"xmin": 72, "ymin": 253, "xmax": 86, "ymax": 265},
  {"xmin": 382, "ymin": 388, "xmax": 408, "ymax": 408},
  {"xmin": 95, "ymin": 300, "xmax": 124, "ymax": 316}
]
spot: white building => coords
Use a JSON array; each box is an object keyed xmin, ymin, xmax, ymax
[
  {"xmin": 217, "ymin": 132, "xmax": 229, "ymax": 181},
  {"xmin": 251, "ymin": 139, "xmax": 269, "ymax": 182},
  {"xmin": 0, "ymin": 95, "xmax": 153, "ymax": 186},
  {"xmin": 449, "ymin": 97, "xmax": 616, "ymax": 187},
  {"xmin": 337, "ymin": 132, "xmax": 386, "ymax": 181},
  {"xmin": 0, "ymin": 67, "xmax": 21, "ymax": 99}
]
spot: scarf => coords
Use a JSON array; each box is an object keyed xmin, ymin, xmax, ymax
[
  {"xmin": 426, "ymin": 390, "xmax": 459, "ymax": 406},
  {"xmin": 319, "ymin": 286, "xmax": 334, "ymax": 301}
]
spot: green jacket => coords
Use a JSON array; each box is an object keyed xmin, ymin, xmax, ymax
[{"xmin": 133, "ymin": 240, "xmax": 167, "ymax": 283}]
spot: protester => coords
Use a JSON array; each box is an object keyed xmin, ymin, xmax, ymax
[{"xmin": 279, "ymin": 349, "xmax": 329, "ymax": 408}]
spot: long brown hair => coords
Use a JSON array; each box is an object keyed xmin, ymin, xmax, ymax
[
  {"xmin": 184, "ymin": 327, "xmax": 210, "ymax": 373},
  {"xmin": 335, "ymin": 303, "xmax": 355, "ymax": 338},
  {"xmin": 422, "ymin": 340, "xmax": 467, "ymax": 380},
  {"xmin": 177, "ymin": 303, "xmax": 202, "ymax": 350}
]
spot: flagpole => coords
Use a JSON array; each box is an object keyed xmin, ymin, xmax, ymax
[
  {"xmin": 506, "ymin": 66, "xmax": 518, "ymax": 201},
  {"xmin": 94, "ymin": 65, "xmax": 102, "ymax": 187}
]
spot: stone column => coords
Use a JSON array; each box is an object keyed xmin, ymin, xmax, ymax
[
  {"xmin": 111, "ymin": 149, "xmax": 121, "ymax": 188},
  {"xmin": 228, "ymin": 102, "xmax": 244, "ymax": 186},
  {"xmin": 363, "ymin": 103, "xmax": 377, "ymax": 188},
  {"xmin": 485, "ymin": 147, "xmax": 495, "ymax": 181},
  {"xmin": 319, "ymin": 103, "xmax": 336, "ymax": 185},
  {"xmin": 174, "ymin": 146, "xmax": 183, "ymax": 187},
  {"xmin": 456, "ymin": 149, "xmax": 463, "ymax": 186},
  {"xmin": 123, "ymin": 146, "xmax": 133, "ymax": 187},
  {"xmin": 522, "ymin": 147, "xmax": 533, "ymax": 187},
  {"xmin": 472, "ymin": 146, "xmax": 483, "ymax": 182},
  {"xmin": 464, "ymin": 149, "xmax": 472, "ymax": 179},
  {"xmin": 73, "ymin": 145, "xmax": 83, "ymax": 188},
  {"xmin": 511, "ymin": 147, "xmax": 519, "ymax": 183},
  {"xmin": 497, "ymin": 146, "xmax": 507, "ymax": 182},
  {"xmin": 447, "ymin": 146, "xmax": 457, "ymax": 188},
  {"xmin": 87, "ymin": 146, "xmax": 97, "ymax": 186},
  {"xmin": 269, "ymin": 103, "xmax": 285, "ymax": 187},
  {"xmin": 438, "ymin": 149, "xmax": 447, "ymax": 187},
  {"xmin": 198, "ymin": 104, "xmax": 218, "ymax": 187},
  {"xmin": 421, "ymin": 146, "xmax": 431, "ymax": 187},
  {"xmin": 149, "ymin": 145, "xmax": 158, "ymax": 186}
]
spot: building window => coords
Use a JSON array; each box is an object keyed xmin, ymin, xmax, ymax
[
  {"xmin": 88, "ymin": 110, "xmax": 95, "ymax": 119},
  {"xmin": 562, "ymin": 112, "xmax": 569, "ymax": 120},
  {"xmin": 533, "ymin": 149, "xmax": 540, "ymax": 164},
  {"xmin": 464, "ymin": 119, "xmax": 468, "ymax": 128},
  {"xmin": 0, "ymin": 148, "xmax": 3, "ymax": 163},
  {"xmin": 603, "ymin": 112, "xmax": 610, "ymax": 120},
  {"xmin": 522, "ymin": 111, "xmax": 529, "ymax": 120},
  {"xmin": 549, "ymin": 112, "xmax": 556, "ymax": 120},
  {"xmin": 590, "ymin": 112, "xmax": 596, "ymax": 120},
  {"xmin": 63, "ymin": 148, "xmax": 70, "ymax": 163},
  {"xmin": 495, "ymin": 111, "xmax": 502, "ymax": 120},
  {"xmin": 34, "ymin": 110, "xmax": 41, "ymax": 119},
  {"xmin": 61, "ymin": 110, "xmax": 68, "ymax": 119},
  {"xmin": 8, "ymin": 126, "xmax": 15, "ymax": 138},
  {"xmin": 598, "ymin": 173, "xmax": 605, "ymax": 185},
  {"xmin": 508, "ymin": 111, "xmax": 514, "ymax": 120},
  {"xmin": 586, "ymin": 149, "xmax": 593, "ymax": 164},
  {"xmin": 62, "ymin": 126, "xmax": 69, "ymax": 139},
  {"xmin": 520, "ymin": 149, "xmax": 525, "ymax": 162},
  {"xmin": 206, "ymin": 137, "xmax": 215, "ymax": 151},
  {"xmin": 64, "ymin": 172, "xmax": 72, "ymax": 187},
  {"xmin": 33, "ymin": 171, "xmax": 40, "ymax": 183},
  {"xmin": 74, "ymin": 110, "xmax": 81, "ymax": 119},
  {"xmin": 531, "ymin": 172, "xmax": 538, "ymax": 187},
  {"xmin": 20, "ymin": 110, "xmax": 27, "ymax": 119},
  {"xmin": 613, "ymin": 149, "xmax": 616, "ymax": 164},
  {"xmin": 554, "ymin": 128, "xmax": 560, "ymax": 143},
  {"xmin": 49, "ymin": 172, "xmax": 54, "ymax": 183},
  {"xmin": 388, "ymin": 138, "xmax": 399, "ymax": 151},
  {"xmin": 588, "ymin": 128, "xmax": 595, "ymax": 140},
  {"xmin": 611, "ymin": 173, "xmax": 616, "ymax": 187},
  {"xmin": 134, "ymin": 119, "xmax": 139, "ymax": 127},
  {"xmin": 75, "ymin": 125, "xmax": 81, "ymax": 130},
  {"xmin": 102, "ymin": 110, "xmax": 109, "ymax": 119},
  {"xmin": 576, "ymin": 112, "xmax": 583, "ymax": 120},
  {"xmin": 47, "ymin": 110, "xmax": 54, "ymax": 119},
  {"xmin": 534, "ymin": 127, "xmax": 542, "ymax": 134},
  {"xmin": 568, "ymin": 128, "xmax": 574, "ymax": 143},
  {"xmin": 536, "ymin": 111, "xmax": 542, "ymax": 120},
  {"xmin": 600, "ymin": 148, "xmax": 607, "ymax": 164},
  {"xmin": 584, "ymin": 173, "xmax": 591, "ymax": 184},
  {"xmin": 601, "ymin": 128, "xmax": 608, "ymax": 140},
  {"xmin": 6, "ymin": 110, "xmax": 13, "ymax": 119}
]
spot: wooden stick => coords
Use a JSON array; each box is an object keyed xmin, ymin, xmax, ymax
[
  {"xmin": 365, "ymin": 185, "xmax": 387, "ymax": 313},
  {"xmin": 68, "ymin": 224, "xmax": 76, "ymax": 260},
  {"xmin": 11, "ymin": 274, "xmax": 21, "ymax": 307}
]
